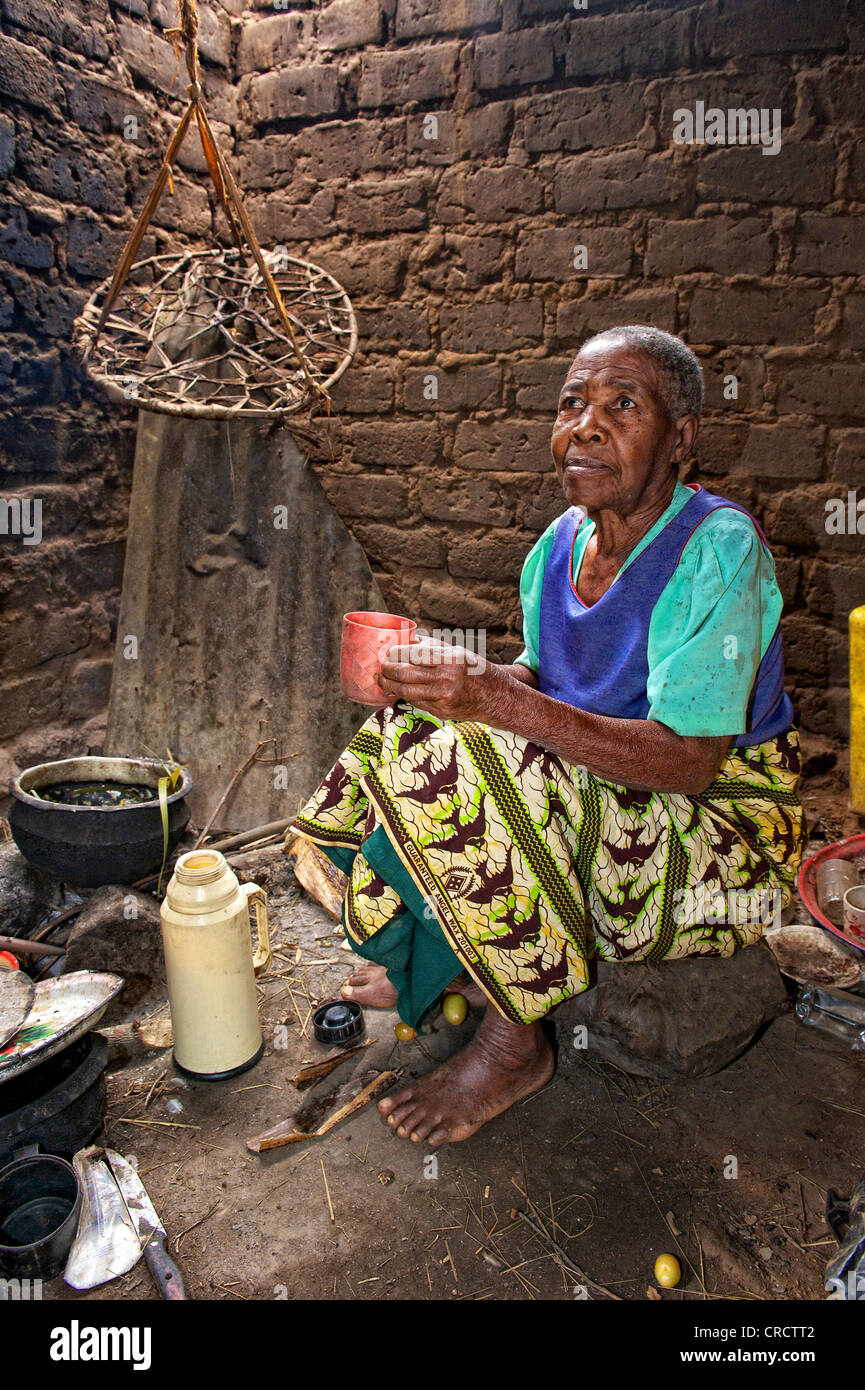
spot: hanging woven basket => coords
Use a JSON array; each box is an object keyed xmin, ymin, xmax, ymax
[
  {"xmin": 75, "ymin": 247, "xmax": 357, "ymax": 420},
  {"xmin": 73, "ymin": 0, "xmax": 356, "ymax": 424}
]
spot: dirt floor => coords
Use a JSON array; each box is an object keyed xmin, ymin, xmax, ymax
[{"xmin": 36, "ymin": 733, "xmax": 865, "ymax": 1303}]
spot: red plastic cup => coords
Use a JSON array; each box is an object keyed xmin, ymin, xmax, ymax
[{"xmin": 341, "ymin": 611, "xmax": 417, "ymax": 705}]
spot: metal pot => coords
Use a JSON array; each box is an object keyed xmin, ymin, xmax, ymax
[
  {"xmin": 8, "ymin": 756, "xmax": 192, "ymax": 887},
  {"xmin": 0, "ymin": 1150, "xmax": 81, "ymax": 1281}
]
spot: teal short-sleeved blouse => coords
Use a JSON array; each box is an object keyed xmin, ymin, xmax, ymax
[{"xmin": 514, "ymin": 479, "xmax": 785, "ymax": 738}]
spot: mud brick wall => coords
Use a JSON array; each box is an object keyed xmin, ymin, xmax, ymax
[{"xmin": 2, "ymin": 0, "xmax": 865, "ymax": 779}]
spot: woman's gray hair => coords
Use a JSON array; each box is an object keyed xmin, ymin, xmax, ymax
[{"xmin": 578, "ymin": 325, "xmax": 704, "ymax": 419}]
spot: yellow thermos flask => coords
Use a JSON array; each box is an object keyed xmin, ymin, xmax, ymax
[
  {"xmin": 160, "ymin": 849, "xmax": 271, "ymax": 1079},
  {"xmin": 851, "ymin": 606, "xmax": 865, "ymax": 813}
]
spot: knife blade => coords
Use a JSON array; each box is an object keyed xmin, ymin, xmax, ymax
[{"xmin": 104, "ymin": 1149, "xmax": 187, "ymax": 1300}]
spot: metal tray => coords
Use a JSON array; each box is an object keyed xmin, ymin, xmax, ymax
[
  {"xmin": 0, "ymin": 973, "xmax": 124, "ymax": 1084},
  {"xmin": 0, "ymin": 972, "xmax": 35, "ymax": 1050}
]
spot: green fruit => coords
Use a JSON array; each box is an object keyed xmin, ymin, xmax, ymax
[
  {"xmin": 394, "ymin": 1021, "xmax": 416, "ymax": 1041},
  {"xmin": 442, "ymin": 992, "xmax": 468, "ymax": 1025}
]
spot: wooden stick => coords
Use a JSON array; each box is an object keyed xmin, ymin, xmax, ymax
[
  {"xmin": 193, "ymin": 740, "xmax": 272, "ymax": 849},
  {"xmin": 0, "ymin": 935, "xmax": 65, "ymax": 958}
]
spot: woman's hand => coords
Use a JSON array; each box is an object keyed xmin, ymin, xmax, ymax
[{"xmin": 378, "ymin": 637, "xmax": 505, "ymax": 721}]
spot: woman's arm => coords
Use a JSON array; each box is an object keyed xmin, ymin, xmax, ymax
[{"xmin": 378, "ymin": 649, "xmax": 732, "ymax": 795}]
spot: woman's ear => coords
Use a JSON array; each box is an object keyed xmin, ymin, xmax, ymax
[{"xmin": 673, "ymin": 414, "xmax": 699, "ymax": 462}]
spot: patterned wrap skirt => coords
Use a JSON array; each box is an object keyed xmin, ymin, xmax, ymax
[{"xmin": 291, "ymin": 701, "xmax": 808, "ymax": 1029}]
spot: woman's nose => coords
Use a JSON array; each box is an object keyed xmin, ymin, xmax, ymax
[{"xmin": 573, "ymin": 407, "xmax": 604, "ymax": 441}]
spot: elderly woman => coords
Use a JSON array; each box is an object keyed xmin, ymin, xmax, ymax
[{"xmin": 290, "ymin": 325, "xmax": 807, "ymax": 1147}]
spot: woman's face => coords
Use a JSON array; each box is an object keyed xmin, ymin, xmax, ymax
[{"xmin": 550, "ymin": 340, "xmax": 697, "ymax": 515}]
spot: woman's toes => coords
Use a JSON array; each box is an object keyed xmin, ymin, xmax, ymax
[
  {"xmin": 409, "ymin": 1112, "xmax": 441, "ymax": 1143},
  {"xmin": 427, "ymin": 1124, "xmax": 450, "ymax": 1146}
]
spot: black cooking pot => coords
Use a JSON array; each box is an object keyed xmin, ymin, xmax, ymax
[
  {"xmin": 8, "ymin": 755, "xmax": 192, "ymax": 887},
  {"xmin": 0, "ymin": 1150, "xmax": 81, "ymax": 1280},
  {"xmin": 0, "ymin": 1032, "xmax": 108, "ymax": 1168}
]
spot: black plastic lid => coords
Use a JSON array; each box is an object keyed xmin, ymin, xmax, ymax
[{"xmin": 312, "ymin": 999, "xmax": 365, "ymax": 1045}]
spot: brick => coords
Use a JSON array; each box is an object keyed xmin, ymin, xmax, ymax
[
  {"xmin": 645, "ymin": 217, "xmax": 773, "ymax": 277},
  {"xmin": 348, "ymin": 422, "xmax": 441, "ymax": 468},
  {"xmin": 357, "ymin": 304, "xmax": 431, "ymax": 348},
  {"xmin": 839, "ymin": 293, "xmax": 865, "ymax": 350},
  {"xmin": 60, "ymin": 68, "xmax": 152, "ymax": 136},
  {"xmin": 237, "ymin": 135, "xmax": 296, "ymax": 190},
  {"xmin": 763, "ymin": 485, "xmax": 857, "ymax": 554},
  {"xmin": 829, "ymin": 431, "xmax": 865, "ymax": 487},
  {"xmin": 0, "ymin": 603, "xmax": 90, "ymax": 673},
  {"xmin": 150, "ymin": 0, "xmax": 232, "ymax": 66},
  {"xmin": 781, "ymin": 613, "xmax": 830, "ymax": 680},
  {"xmin": 448, "ymin": 532, "xmax": 532, "ymax": 582},
  {"xmin": 846, "ymin": 141, "xmax": 865, "ymax": 202},
  {"xmin": 456, "ymin": 103, "xmax": 512, "ymax": 159},
  {"xmin": 396, "ymin": 0, "xmax": 500, "ymax": 39},
  {"xmin": 773, "ymin": 556, "xmax": 800, "ymax": 607},
  {"xmin": 693, "ymin": 422, "xmax": 750, "ymax": 476},
  {"xmin": 0, "ymin": 205, "xmax": 53, "ymax": 270},
  {"xmin": 1, "ymin": 270, "xmax": 83, "ymax": 341},
  {"xmin": 407, "ymin": 111, "xmax": 458, "ymax": 165},
  {"xmin": 440, "ymin": 298, "xmax": 543, "ymax": 352},
  {"xmin": 556, "ymin": 289, "xmax": 678, "ymax": 346},
  {"xmin": 792, "ymin": 216, "xmax": 865, "ymax": 275},
  {"xmin": 324, "ymin": 472, "xmax": 409, "ymax": 517},
  {"xmin": 403, "ymin": 365, "xmax": 501, "ymax": 411},
  {"xmin": 339, "ymin": 175, "xmax": 428, "ymax": 233},
  {"xmin": 115, "ymin": 19, "xmax": 182, "ymax": 97},
  {"xmin": 249, "ymin": 186, "xmax": 337, "ymax": 242},
  {"xmin": 514, "ymin": 357, "xmax": 572, "ymax": 411},
  {"xmin": 330, "ymin": 368, "xmax": 395, "ymax": 414},
  {"xmin": 515, "ymin": 226, "xmax": 632, "ymax": 281},
  {"xmin": 418, "ymin": 576, "xmax": 508, "ymax": 628},
  {"xmin": 148, "ymin": 175, "xmax": 211, "ymax": 237},
  {"xmin": 454, "ymin": 420, "xmax": 551, "ymax": 472},
  {"xmin": 247, "ymin": 64, "xmax": 342, "ymax": 124},
  {"xmin": 695, "ymin": 145, "xmax": 835, "ymax": 206},
  {"xmin": 353, "ymin": 522, "xmax": 445, "ymax": 569},
  {"xmin": 177, "ymin": 119, "xmax": 234, "ymax": 176},
  {"xmin": 316, "ymin": 240, "xmax": 406, "ymax": 297},
  {"xmin": 774, "ymin": 365, "xmax": 865, "ymax": 421},
  {"xmin": 318, "ymin": 0, "xmax": 383, "ymax": 52},
  {"xmin": 420, "ymin": 474, "xmax": 513, "ymax": 524},
  {"xmin": 66, "ymin": 218, "xmax": 127, "ymax": 279},
  {"xmin": 295, "ymin": 119, "xmax": 404, "ymax": 179},
  {"xmin": 475, "ymin": 28, "xmax": 556, "ymax": 90},
  {"xmin": 3, "ymin": 0, "xmax": 109, "ymax": 58},
  {"xmin": 555, "ymin": 152, "xmax": 674, "ymax": 214},
  {"xmin": 437, "ymin": 164, "xmax": 543, "ymax": 222},
  {"xmin": 63, "ymin": 658, "xmax": 112, "ymax": 721},
  {"xmin": 655, "ymin": 69, "xmax": 798, "ymax": 137},
  {"xmin": 734, "ymin": 425, "xmax": 825, "ymax": 481},
  {"xmin": 515, "ymin": 472, "xmax": 564, "ymax": 532},
  {"xmin": 700, "ymin": 355, "xmax": 766, "ymax": 413},
  {"xmin": 565, "ymin": 8, "xmax": 693, "ymax": 80},
  {"xmin": 521, "ymin": 83, "xmax": 644, "ymax": 154},
  {"xmin": 18, "ymin": 136, "xmax": 126, "ymax": 215},
  {"xmin": 236, "ymin": 12, "xmax": 306, "ymax": 72},
  {"xmin": 0, "ymin": 673, "xmax": 61, "ymax": 739},
  {"xmin": 695, "ymin": 0, "xmax": 846, "ymax": 59},
  {"xmin": 0, "ymin": 34, "xmax": 61, "ymax": 113},
  {"xmin": 0, "ymin": 116, "xmax": 14, "ymax": 178},
  {"xmin": 454, "ymin": 233, "xmax": 506, "ymax": 288},
  {"xmin": 357, "ymin": 43, "xmax": 460, "ymax": 109},
  {"xmin": 688, "ymin": 287, "xmax": 824, "ymax": 347},
  {"xmin": 806, "ymin": 560, "xmax": 865, "ymax": 623}
]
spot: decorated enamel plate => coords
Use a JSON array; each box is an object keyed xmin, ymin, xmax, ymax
[{"xmin": 0, "ymin": 972, "xmax": 124, "ymax": 1081}]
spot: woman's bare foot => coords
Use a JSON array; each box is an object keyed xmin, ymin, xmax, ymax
[
  {"xmin": 378, "ymin": 1008, "xmax": 554, "ymax": 1146},
  {"xmin": 341, "ymin": 964, "xmax": 397, "ymax": 1008}
]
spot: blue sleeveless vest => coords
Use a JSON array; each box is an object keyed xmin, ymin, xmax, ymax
[{"xmin": 537, "ymin": 483, "xmax": 794, "ymax": 748}]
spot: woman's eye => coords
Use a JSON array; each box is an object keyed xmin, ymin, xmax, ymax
[
  {"xmin": 561, "ymin": 395, "xmax": 583, "ymax": 410},
  {"xmin": 617, "ymin": 396, "xmax": 635, "ymax": 408}
]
